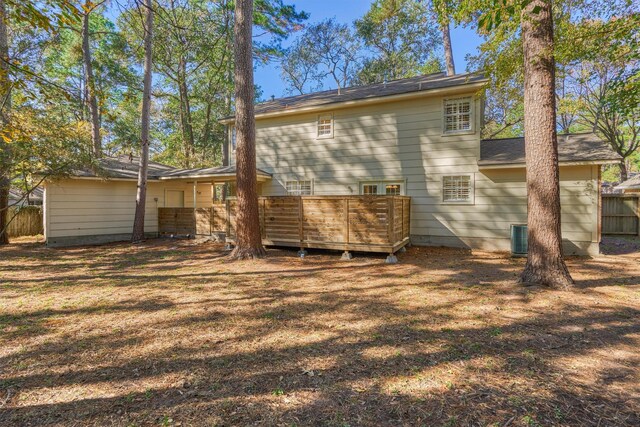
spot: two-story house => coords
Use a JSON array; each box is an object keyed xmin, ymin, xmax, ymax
[
  {"xmin": 221, "ymin": 73, "xmax": 619, "ymax": 255},
  {"xmin": 42, "ymin": 73, "xmax": 620, "ymax": 254}
]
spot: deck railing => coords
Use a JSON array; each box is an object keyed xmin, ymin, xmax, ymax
[{"xmin": 159, "ymin": 195, "xmax": 411, "ymax": 253}]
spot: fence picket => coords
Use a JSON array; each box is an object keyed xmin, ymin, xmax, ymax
[
  {"xmin": 7, "ymin": 206, "xmax": 44, "ymax": 237},
  {"xmin": 602, "ymin": 195, "xmax": 640, "ymax": 236}
]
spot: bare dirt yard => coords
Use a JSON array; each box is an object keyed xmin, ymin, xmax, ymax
[{"xmin": 1, "ymin": 238, "xmax": 639, "ymax": 427}]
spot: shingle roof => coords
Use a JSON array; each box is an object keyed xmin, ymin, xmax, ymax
[
  {"xmin": 479, "ymin": 133, "xmax": 621, "ymax": 166},
  {"xmin": 222, "ymin": 72, "xmax": 487, "ymax": 121},
  {"xmin": 615, "ymin": 174, "xmax": 640, "ymax": 190},
  {"xmin": 71, "ymin": 156, "xmax": 271, "ymax": 180},
  {"xmin": 72, "ymin": 156, "xmax": 177, "ymax": 179},
  {"xmin": 9, "ymin": 187, "xmax": 44, "ymax": 202}
]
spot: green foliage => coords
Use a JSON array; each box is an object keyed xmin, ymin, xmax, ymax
[
  {"xmin": 7, "ymin": 100, "xmax": 94, "ymax": 189},
  {"xmin": 6, "ymin": 0, "xmax": 81, "ymax": 33},
  {"xmin": 39, "ymin": 10, "xmax": 139, "ymax": 152},
  {"xmin": 280, "ymin": 18, "xmax": 361, "ymax": 94},
  {"xmin": 118, "ymin": 0, "xmax": 307, "ymax": 167},
  {"xmin": 440, "ymin": 0, "xmax": 639, "ymax": 160},
  {"xmin": 2, "ymin": 0, "xmax": 307, "ymax": 188},
  {"xmin": 355, "ymin": 0, "xmax": 443, "ymax": 84}
]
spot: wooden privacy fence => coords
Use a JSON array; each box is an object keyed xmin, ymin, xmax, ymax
[
  {"xmin": 602, "ymin": 194, "xmax": 640, "ymax": 236},
  {"xmin": 6, "ymin": 206, "xmax": 44, "ymax": 237},
  {"xmin": 158, "ymin": 207, "xmax": 224, "ymax": 236},
  {"xmin": 159, "ymin": 195, "xmax": 412, "ymax": 254}
]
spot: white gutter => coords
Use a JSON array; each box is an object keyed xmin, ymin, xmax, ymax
[
  {"xmin": 44, "ymin": 175, "xmax": 162, "ymax": 182},
  {"xmin": 220, "ymin": 81, "xmax": 488, "ymax": 124},
  {"xmin": 478, "ymin": 159, "xmax": 621, "ymax": 170},
  {"xmin": 158, "ymin": 172, "xmax": 271, "ymax": 180},
  {"xmin": 49, "ymin": 173, "xmax": 271, "ymax": 182}
]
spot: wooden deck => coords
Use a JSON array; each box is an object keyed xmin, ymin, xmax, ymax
[{"xmin": 158, "ymin": 195, "xmax": 411, "ymax": 254}]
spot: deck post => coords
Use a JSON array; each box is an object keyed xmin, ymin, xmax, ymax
[
  {"xmin": 343, "ymin": 198, "xmax": 349, "ymax": 251},
  {"xmin": 385, "ymin": 253, "xmax": 398, "ymax": 264},
  {"xmin": 298, "ymin": 196, "xmax": 304, "ymax": 244},
  {"xmin": 387, "ymin": 197, "xmax": 394, "ymax": 243}
]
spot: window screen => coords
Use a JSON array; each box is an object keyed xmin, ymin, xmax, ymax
[
  {"xmin": 286, "ymin": 180, "xmax": 312, "ymax": 195},
  {"xmin": 444, "ymin": 98, "xmax": 472, "ymax": 133},
  {"xmin": 443, "ymin": 175, "xmax": 472, "ymax": 202},
  {"xmin": 317, "ymin": 114, "xmax": 333, "ymax": 137}
]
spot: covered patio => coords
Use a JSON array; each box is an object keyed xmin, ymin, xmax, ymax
[{"xmin": 158, "ymin": 165, "xmax": 273, "ymax": 208}]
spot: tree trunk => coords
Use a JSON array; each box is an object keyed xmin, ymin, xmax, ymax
[
  {"xmin": 82, "ymin": 5, "xmax": 102, "ymax": 158},
  {"xmin": 177, "ymin": 58, "xmax": 195, "ymax": 167},
  {"xmin": 132, "ymin": 0, "xmax": 154, "ymax": 243},
  {"xmin": 229, "ymin": 0, "xmax": 266, "ymax": 259},
  {"xmin": 442, "ymin": 21, "xmax": 455, "ymax": 75},
  {"xmin": 0, "ymin": 0, "xmax": 11, "ymax": 245},
  {"xmin": 619, "ymin": 162, "xmax": 628, "ymax": 183},
  {"xmin": 519, "ymin": 0, "xmax": 573, "ymax": 288}
]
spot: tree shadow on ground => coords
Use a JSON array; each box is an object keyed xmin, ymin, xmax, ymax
[{"xmin": 1, "ymin": 239, "xmax": 639, "ymax": 426}]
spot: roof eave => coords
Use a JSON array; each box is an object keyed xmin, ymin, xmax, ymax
[
  {"xmin": 615, "ymin": 183, "xmax": 640, "ymax": 190},
  {"xmin": 219, "ymin": 80, "xmax": 488, "ymax": 125},
  {"xmin": 158, "ymin": 172, "xmax": 271, "ymax": 182},
  {"xmin": 478, "ymin": 159, "xmax": 621, "ymax": 170},
  {"xmin": 55, "ymin": 175, "xmax": 163, "ymax": 182}
]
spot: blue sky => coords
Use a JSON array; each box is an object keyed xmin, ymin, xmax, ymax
[{"xmin": 255, "ymin": 0, "xmax": 485, "ymax": 99}]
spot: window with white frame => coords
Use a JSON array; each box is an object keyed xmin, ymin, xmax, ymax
[
  {"xmin": 443, "ymin": 175, "xmax": 473, "ymax": 202},
  {"xmin": 362, "ymin": 184, "xmax": 378, "ymax": 195},
  {"xmin": 286, "ymin": 180, "xmax": 312, "ymax": 195},
  {"xmin": 359, "ymin": 181, "xmax": 405, "ymax": 195},
  {"xmin": 443, "ymin": 97, "xmax": 472, "ymax": 133},
  {"xmin": 317, "ymin": 114, "xmax": 333, "ymax": 138}
]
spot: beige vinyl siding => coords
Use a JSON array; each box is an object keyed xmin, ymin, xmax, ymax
[
  {"xmin": 251, "ymin": 98, "xmax": 480, "ymax": 198},
  {"xmin": 246, "ymin": 91, "xmax": 599, "ymax": 255},
  {"xmin": 45, "ymin": 179, "xmax": 213, "ymax": 241},
  {"xmin": 182, "ymin": 182, "xmax": 213, "ymax": 208}
]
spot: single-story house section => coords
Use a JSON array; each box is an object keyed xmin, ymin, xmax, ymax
[
  {"xmin": 43, "ymin": 72, "xmax": 621, "ymax": 255},
  {"xmin": 42, "ymin": 158, "xmax": 271, "ymax": 247},
  {"xmin": 615, "ymin": 174, "xmax": 640, "ymax": 193}
]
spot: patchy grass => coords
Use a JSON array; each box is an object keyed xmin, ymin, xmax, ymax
[{"xmin": 1, "ymin": 238, "xmax": 639, "ymax": 426}]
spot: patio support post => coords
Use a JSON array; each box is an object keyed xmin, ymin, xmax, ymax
[
  {"xmin": 192, "ymin": 180, "xmax": 197, "ymax": 237},
  {"xmin": 193, "ymin": 180, "xmax": 198, "ymax": 209}
]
